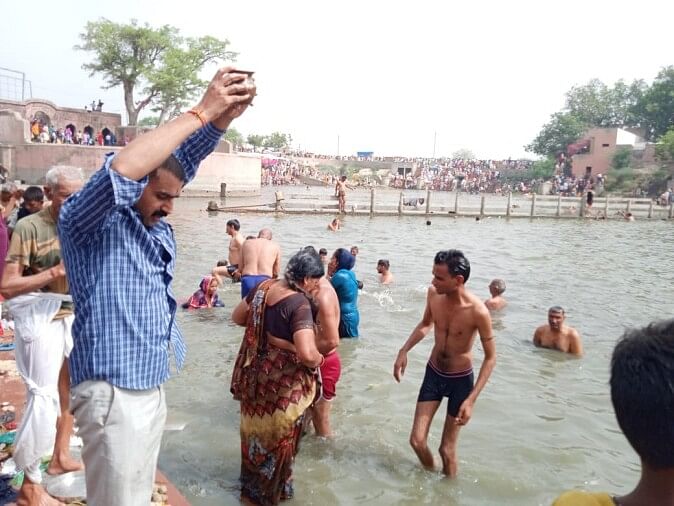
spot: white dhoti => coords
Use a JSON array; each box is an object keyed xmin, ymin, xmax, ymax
[{"xmin": 6, "ymin": 293, "xmax": 73, "ymax": 484}]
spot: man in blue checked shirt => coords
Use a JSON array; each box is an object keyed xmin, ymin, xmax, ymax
[{"xmin": 59, "ymin": 68, "xmax": 256, "ymax": 505}]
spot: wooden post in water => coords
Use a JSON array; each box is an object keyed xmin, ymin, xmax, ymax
[
  {"xmin": 370, "ymin": 188, "xmax": 376, "ymax": 216},
  {"xmin": 220, "ymin": 183, "xmax": 227, "ymax": 197},
  {"xmin": 506, "ymin": 192, "xmax": 512, "ymax": 217},
  {"xmin": 604, "ymin": 196, "xmax": 609, "ymax": 217},
  {"xmin": 530, "ymin": 193, "xmax": 537, "ymax": 217},
  {"xmin": 425, "ymin": 189, "xmax": 431, "ymax": 216},
  {"xmin": 626, "ymin": 199, "xmax": 632, "ymax": 214},
  {"xmin": 670, "ymin": 203, "xmax": 674, "ymax": 219},
  {"xmin": 480, "ymin": 195, "xmax": 486, "ymax": 217},
  {"xmin": 648, "ymin": 200, "xmax": 654, "ymax": 218},
  {"xmin": 398, "ymin": 192, "xmax": 404, "ymax": 216},
  {"xmin": 454, "ymin": 191, "xmax": 459, "ymax": 214},
  {"xmin": 579, "ymin": 196, "xmax": 585, "ymax": 217},
  {"xmin": 556, "ymin": 195, "xmax": 562, "ymax": 217}
]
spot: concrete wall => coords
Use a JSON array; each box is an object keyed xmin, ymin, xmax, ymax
[
  {"xmin": 189, "ymin": 152, "xmax": 261, "ymax": 195},
  {"xmin": 0, "ymin": 111, "xmax": 30, "ymax": 144},
  {"xmin": 572, "ymin": 128, "xmax": 619, "ymax": 177},
  {"xmin": 572, "ymin": 128, "xmax": 659, "ymax": 177},
  {"xmin": 0, "ymin": 142, "xmax": 261, "ymax": 195}
]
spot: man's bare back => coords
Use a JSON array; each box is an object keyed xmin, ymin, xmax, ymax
[
  {"xmin": 484, "ymin": 296, "xmax": 506, "ymax": 311},
  {"xmin": 313, "ymin": 277, "xmax": 340, "ymax": 354},
  {"xmin": 240, "ymin": 235, "xmax": 281, "ymax": 278}
]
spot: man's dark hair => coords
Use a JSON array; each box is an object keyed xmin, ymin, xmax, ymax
[
  {"xmin": 226, "ymin": 219, "xmax": 241, "ymax": 231},
  {"xmin": 151, "ymin": 154, "xmax": 186, "ymax": 182},
  {"xmin": 434, "ymin": 249, "xmax": 470, "ymax": 282},
  {"xmin": 22, "ymin": 186, "xmax": 44, "ymax": 203},
  {"xmin": 549, "ymin": 306, "xmax": 565, "ymax": 314},
  {"xmin": 610, "ymin": 319, "xmax": 674, "ymax": 469},
  {"xmin": 216, "ymin": 259, "xmax": 229, "ymax": 267},
  {"xmin": 319, "ymin": 248, "xmax": 328, "ymax": 256},
  {"xmin": 378, "ymin": 259, "xmax": 390, "ymax": 269}
]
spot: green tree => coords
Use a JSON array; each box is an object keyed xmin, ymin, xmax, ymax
[
  {"xmin": 655, "ymin": 127, "xmax": 674, "ymax": 163},
  {"xmin": 76, "ymin": 19, "xmax": 236, "ymax": 125},
  {"xmin": 565, "ymin": 78, "xmax": 646, "ymax": 128},
  {"xmin": 451, "ymin": 148, "xmax": 475, "ymax": 159},
  {"xmin": 604, "ymin": 147, "xmax": 634, "ymax": 192},
  {"xmin": 223, "ymin": 127, "xmax": 243, "ymax": 148},
  {"xmin": 247, "ymin": 134, "xmax": 265, "ymax": 150},
  {"xmin": 148, "ymin": 36, "xmax": 236, "ymax": 124},
  {"xmin": 501, "ymin": 157, "xmax": 554, "ymax": 183},
  {"xmin": 525, "ymin": 112, "xmax": 588, "ymax": 157},
  {"xmin": 263, "ymin": 132, "xmax": 292, "ymax": 150},
  {"xmin": 137, "ymin": 116, "xmax": 159, "ymax": 127},
  {"xmin": 635, "ymin": 66, "xmax": 674, "ymax": 141}
]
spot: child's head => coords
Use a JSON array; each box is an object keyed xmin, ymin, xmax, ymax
[{"xmin": 23, "ymin": 186, "xmax": 45, "ymax": 214}]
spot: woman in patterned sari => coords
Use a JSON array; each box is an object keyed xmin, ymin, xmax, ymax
[{"xmin": 231, "ymin": 247, "xmax": 325, "ymax": 505}]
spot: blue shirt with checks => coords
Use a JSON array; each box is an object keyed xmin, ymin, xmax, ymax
[{"xmin": 59, "ymin": 123, "xmax": 223, "ymax": 390}]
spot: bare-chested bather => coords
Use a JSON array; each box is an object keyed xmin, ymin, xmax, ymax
[
  {"xmin": 533, "ymin": 306, "xmax": 583, "ymax": 356},
  {"xmin": 239, "ymin": 228, "xmax": 281, "ymax": 298},
  {"xmin": 393, "ymin": 249, "xmax": 496, "ymax": 477},
  {"xmin": 213, "ymin": 218, "xmax": 244, "ymax": 282}
]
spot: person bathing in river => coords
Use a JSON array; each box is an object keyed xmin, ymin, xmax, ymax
[
  {"xmin": 183, "ymin": 275, "xmax": 223, "ymax": 309},
  {"xmin": 393, "ymin": 249, "xmax": 496, "ymax": 477}
]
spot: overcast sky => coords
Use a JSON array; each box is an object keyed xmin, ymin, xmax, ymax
[{"xmin": 2, "ymin": 0, "xmax": 672, "ymax": 159}]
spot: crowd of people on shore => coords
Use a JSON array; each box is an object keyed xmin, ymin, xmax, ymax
[
  {"xmin": 1, "ymin": 71, "xmax": 672, "ymax": 506},
  {"xmin": 261, "ymin": 158, "xmax": 337, "ymax": 186},
  {"xmin": 30, "ymin": 120, "xmax": 120, "ymax": 146}
]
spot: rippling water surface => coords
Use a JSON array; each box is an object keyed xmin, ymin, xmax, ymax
[{"xmin": 158, "ymin": 196, "xmax": 674, "ymax": 505}]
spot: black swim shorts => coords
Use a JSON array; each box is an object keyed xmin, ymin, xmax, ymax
[{"xmin": 417, "ymin": 362, "xmax": 474, "ymax": 417}]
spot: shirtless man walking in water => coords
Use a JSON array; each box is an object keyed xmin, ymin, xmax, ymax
[
  {"xmin": 335, "ymin": 175, "xmax": 353, "ymax": 213},
  {"xmin": 310, "ymin": 272, "xmax": 341, "ymax": 437},
  {"xmin": 213, "ymin": 218, "xmax": 244, "ymax": 282},
  {"xmin": 393, "ymin": 249, "xmax": 496, "ymax": 477}
]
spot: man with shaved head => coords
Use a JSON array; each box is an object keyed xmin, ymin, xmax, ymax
[{"xmin": 239, "ymin": 227, "xmax": 281, "ymax": 298}]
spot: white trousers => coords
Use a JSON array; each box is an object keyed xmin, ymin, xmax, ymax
[
  {"xmin": 8, "ymin": 293, "xmax": 73, "ymax": 484},
  {"xmin": 70, "ymin": 380, "xmax": 167, "ymax": 506}
]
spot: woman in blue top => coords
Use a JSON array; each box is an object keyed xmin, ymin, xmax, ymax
[{"xmin": 329, "ymin": 248, "xmax": 359, "ymax": 337}]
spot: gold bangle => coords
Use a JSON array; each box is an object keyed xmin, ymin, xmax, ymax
[{"xmin": 187, "ymin": 108, "xmax": 206, "ymax": 128}]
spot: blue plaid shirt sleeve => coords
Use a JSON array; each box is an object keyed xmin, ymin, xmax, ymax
[
  {"xmin": 60, "ymin": 123, "xmax": 223, "ymax": 243},
  {"xmin": 172, "ymin": 122, "xmax": 224, "ymax": 183},
  {"xmin": 58, "ymin": 154, "xmax": 147, "ymax": 245}
]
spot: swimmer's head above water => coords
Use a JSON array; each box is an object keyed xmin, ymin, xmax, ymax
[
  {"xmin": 489, "ymin": 279, "xmax": 506, "ymax": 296},
  {"xmin": 548, "ymin": 306, "xmax": 565, "ymax": 330}
]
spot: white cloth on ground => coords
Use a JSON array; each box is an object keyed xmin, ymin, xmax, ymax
[{"xmin": 5, "ymin": 292, "xmax": 73, "ymax": 484}]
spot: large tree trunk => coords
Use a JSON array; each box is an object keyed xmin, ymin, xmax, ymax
[
  {"xmin": 156, "ymin": 106, "xmax": 169, "ymax": 125},
  {"xmin": 123, "ymin": 81, "xmax": 139, "ymax": 126}
]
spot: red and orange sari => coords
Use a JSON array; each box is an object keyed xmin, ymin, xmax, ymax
[{"xmin": 230, "ymin": 280, "xmax": 317, "ymax": 505}]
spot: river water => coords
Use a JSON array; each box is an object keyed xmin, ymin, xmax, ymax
[{"xmin": 158, "ymin": 195, "xmax": 674, "ymax": 505}]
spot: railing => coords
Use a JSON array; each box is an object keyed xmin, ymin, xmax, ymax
[{"xmin": 262, "ymin": 189, "xmax": 674, "ymax": 220}]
